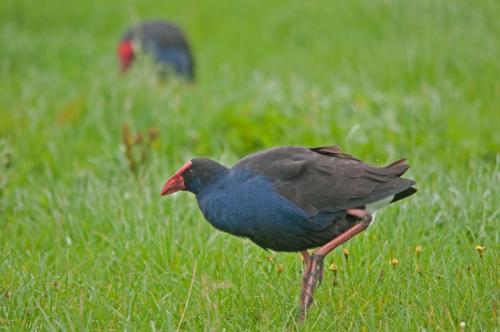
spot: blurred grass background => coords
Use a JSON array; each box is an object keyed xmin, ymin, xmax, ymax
[{"xmin": 0, "ymin": 0, "xmax": 499, "ymax": 330}]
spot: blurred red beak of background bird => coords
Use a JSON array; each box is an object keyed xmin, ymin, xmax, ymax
[
  {"xmin": 161, "ymin": 161, "xmax": 192, "ymax": 195},
  {"xmin": 117, "ymin": 41, "xmax": 134, "ymax": 72}
]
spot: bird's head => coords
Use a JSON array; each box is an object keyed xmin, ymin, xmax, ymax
[
  {"xmin": 161, "ymin": 158, "xmax": 228, "ymax": 196},
  {"xmin": 117, "ymin": 40, "xmax": 135, "ymax": 72}
]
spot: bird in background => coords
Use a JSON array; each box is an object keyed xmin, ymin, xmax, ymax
[
  {"xmin": 118, "ymin": 20, "xmax": 195, "ymax": 80},
  {"xmin": 161, "ymin": 145, "xmax": 416, "ymax": 320}
]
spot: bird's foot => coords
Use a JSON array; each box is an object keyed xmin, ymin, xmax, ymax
[
  {"xmin": 312, "ymin": 254, "xmax": 324, "ymax": 286},
  {"xmin": 299, "ymin": 254, "xmax": 324, "ymax": 321}
]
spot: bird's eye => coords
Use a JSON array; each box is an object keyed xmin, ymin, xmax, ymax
[{"xmin": 186, "ymin": 169, "xmax": 193, "ymax": 175}]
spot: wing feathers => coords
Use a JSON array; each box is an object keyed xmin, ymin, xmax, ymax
[
  {"xmin": 310, "ymin": 145, "xmax": 361, "ymax": 161},
  {"xmin": 234, "ymin": 145, "xmax": 416, "ymax": 215}
]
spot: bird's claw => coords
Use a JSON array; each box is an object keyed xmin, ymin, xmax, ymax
[{"xmin": 310, "ymin": 254, "xmax": 324, "ymax": 287}]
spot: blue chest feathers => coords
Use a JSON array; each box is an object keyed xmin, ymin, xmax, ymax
[
  {"xmin": 144, "ymin": 41, "xmax": 192, "ymax": 77},
  {"xmin": 196, "ymin": 171, "xmax": 310, "ymax": 240}
]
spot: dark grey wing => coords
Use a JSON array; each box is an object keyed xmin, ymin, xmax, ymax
[
  {"xmin": 123, "ymin": 21, "xmax": 190, "ymax": 49},
  {"xmin": 233, "ymin": 146, "xmax": 416, "ymax": 215}
]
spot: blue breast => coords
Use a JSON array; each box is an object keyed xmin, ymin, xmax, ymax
[
  {"xmin": 196, "ymin": 170, "xmax": 329, "ymax": 251},
  {"xmin": 155, "ymin": 48, "xmax": 191, "ymax": 76},
  {"xmin": 145, "ymin": 41, "xmax": 193, "ymax": 78}
]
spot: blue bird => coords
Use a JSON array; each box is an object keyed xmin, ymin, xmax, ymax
[
  {"xmin": 118, "ymin": 20, "xmax": 194, "ymax": 80},
  {"xmin": 161, "ymin": 145, "xmax": 416, "ymax": 320}
]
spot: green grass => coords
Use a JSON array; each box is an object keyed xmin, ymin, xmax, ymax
[{"xmin": 1, "ymin": 0, "xmax": 499, "ymax": 330}]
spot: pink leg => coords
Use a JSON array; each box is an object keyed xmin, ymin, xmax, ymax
[
  {"xmin": 299, "ymin": 254, "xmax": 322, "ymax": 321},
  {"xmin": 298, "ymin": 209, "xmax": 372, "ymax": 321},
  {"xmin": 299, "ymin": 250, "xmax": 312, "ymax": 319}
]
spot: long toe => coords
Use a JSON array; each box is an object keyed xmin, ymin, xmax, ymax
[{"xmin": 316, "ymin": 257, "xmax": 324, "ymax": 287}]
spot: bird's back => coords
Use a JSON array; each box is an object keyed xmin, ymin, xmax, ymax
[
  {"xmin": 234, "ymin": 145, "xmax": 417, "ymax": 215},
  {"xmin": 122, "ymin": 21, "xmax": 188, "ymax": 48}
]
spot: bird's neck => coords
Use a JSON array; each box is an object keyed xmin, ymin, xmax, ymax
[{"xmin": 188, "ymin": 168, "xmax": 229, "ymax": 195}]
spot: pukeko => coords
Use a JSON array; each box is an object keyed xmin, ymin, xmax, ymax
[
  {"xmin": 118, "ymin": 20, "xmax": 195, "ymax": 80},
  {"xmin": 161, "ymin": 145, "xmax": 416, "ymax": 320}
]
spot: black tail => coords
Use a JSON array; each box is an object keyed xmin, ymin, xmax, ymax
[{"xmin": 392, "ymin": 187, "xmax": 417, "ymax": 203}]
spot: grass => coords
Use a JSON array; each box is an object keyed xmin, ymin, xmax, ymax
[{"xmin": 1, "ymin": 0, "xmax": 499, "ymax": 330}]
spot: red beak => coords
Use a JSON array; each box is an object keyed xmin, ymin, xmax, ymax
[
  {"xmin": 118, "ymin": 41, "xmax": 134, "ymax": 72},
  {"xmin": 161, "ymin": 161, "xmax": 192, "ymax": 196},
  {"xmin": 161, "ymin": 175, "xmax": 185, "ymax": 196}
]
